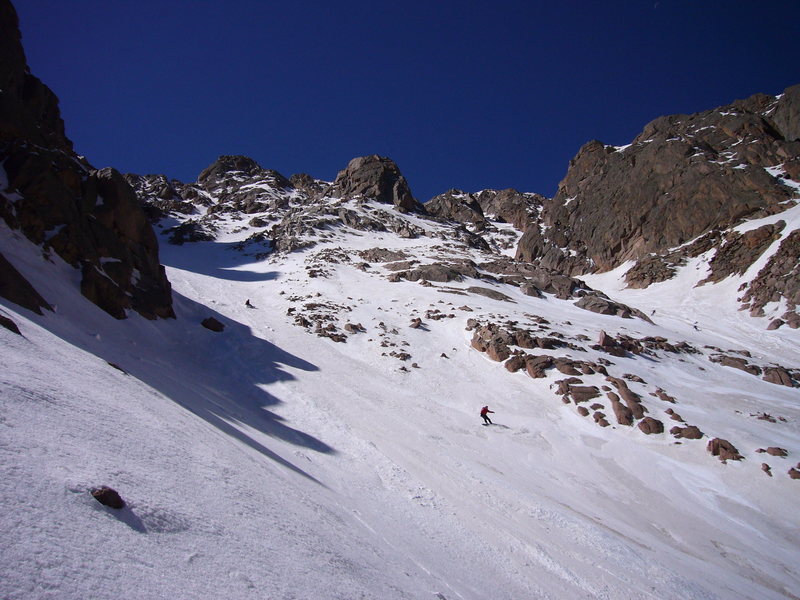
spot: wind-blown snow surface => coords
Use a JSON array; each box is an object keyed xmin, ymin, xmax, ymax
[{"xmin": 1, "ymin": 204, "xmax": 799, "ymax": 599}]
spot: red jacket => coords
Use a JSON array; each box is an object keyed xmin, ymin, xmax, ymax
[{"xmin": 480, "ymin": 406, "xmax": 494, "ymax": 416}]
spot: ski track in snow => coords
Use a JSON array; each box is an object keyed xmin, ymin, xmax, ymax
[{"xmin": 1, "ymin": 204, "xmax": 799, "ymax": 600}]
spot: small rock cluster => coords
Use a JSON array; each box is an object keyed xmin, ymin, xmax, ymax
[{"xmin": 708, "ymin": 351, "xmax": 798, "ymax": 387}]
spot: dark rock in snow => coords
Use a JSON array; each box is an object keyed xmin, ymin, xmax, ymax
[
  {"xmin": 91, "ymin": 486, "xmax": 126, "ymax": 509},
  {"xmin": 201, "ymin": 317, "xmax": 225, "ymax": 332},
  {"xmin": 0, "ymin": 314, "xmax": 21, "ymax": 335}
]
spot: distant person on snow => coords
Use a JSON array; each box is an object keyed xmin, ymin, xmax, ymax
[
  {"xmin": 480, "ymin": 405, "xmax": 494, "ymax": 425},
  {"xmin": 245, "ymin": 299, "xmax": 254, "ymax": 308}
]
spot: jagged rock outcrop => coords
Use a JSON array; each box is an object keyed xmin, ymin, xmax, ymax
[
  {"xmin": 425, "ymin": 188, "xmax": 545, "ymax": 233},
  {"xmin": 332, "ymin": 155, "xmax": 419, "ymax": 212},
  {"xmin": 699, "ymin": 222, "xmax": 785, "ymax": 285},
  {"xmin": 514, "ymin": 86, "xmax": 800, "ymax": 316},
  {"xmin": 740, "ymin": 229, "xmax": 800, "ymax": 321},
  {"xmin": 574, "ymin": 294, "xmax": 653, "ymax": 322},
  {"xmin": 0, "ymin": 1, "xmax": 71, "ymax": 152},
  {"xmin": 425, "ymin": 189, "xmax": 486, "ymax": 224},
  {"xmin": 473, "ymin": 189, "xmax": 545, "ymax": 231},
  {"xmin": 0, "ymin": 1, "xmax": 174, "ymax": 320}
]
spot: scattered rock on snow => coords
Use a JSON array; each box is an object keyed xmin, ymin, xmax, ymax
[
  {"xmin": 707, "ymin": 438, "xmax": 743, "ymax": 462},
  {"xmin": 756, "ymin": 447, "xmax": 788, "ymax": 457},
  {"xmin": 669, "ymin": 426, "xmax": 703, "ymax": 439},
  {"xmin": 638, "ymin": 417, "xmax": 664, "ymax": 434}
]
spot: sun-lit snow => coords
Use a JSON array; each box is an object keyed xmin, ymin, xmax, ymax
[{"xmin": 1, "ymin": 191, "xmax": 799, "ymax": 599}]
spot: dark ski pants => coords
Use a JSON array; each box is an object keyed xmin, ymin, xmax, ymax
[{"xmin": 482, "ymin": 415, "xmax": 492, "ymax": 425}]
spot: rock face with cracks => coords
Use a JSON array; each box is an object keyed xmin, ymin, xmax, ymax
[{"xmin": 0, "ymin": 1, "xmax": 174, "ymax": 320}]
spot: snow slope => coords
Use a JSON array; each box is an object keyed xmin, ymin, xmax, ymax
[{"xmin": 1, "ymin": 194, "xmax": 799, "ymax": 599}]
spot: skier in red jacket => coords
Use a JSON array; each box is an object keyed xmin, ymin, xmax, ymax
[{"xmin": 480, "ymin": 405, "xmax": 494, "ymax": 425}]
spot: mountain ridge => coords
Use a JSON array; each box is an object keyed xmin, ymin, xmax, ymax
[{"xmin": 1, "ymin": 1, "xmax": 799, "ymax": 598}]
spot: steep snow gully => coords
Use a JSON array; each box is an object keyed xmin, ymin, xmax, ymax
[{"xmin": 2, "ymin": 183, "xmax": 799, "ymax": 599}]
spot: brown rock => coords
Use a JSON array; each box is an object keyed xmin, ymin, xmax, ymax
[
  {"xmin": 707, "ymin": 438, "xmax": 743, "ymax": 462},
  {"xmin": 638, "ymin": 417, "xmax": 664, "ymax": 434},
  {"xmin": 554, "ymin": 359, "xmax": 582, "ymax": 376},
  {"xmin": 762, "ymin": 463, "xmax": 772, "ymax": 476},
  {"xmin": 425, "ymin": 189, "xmax": 486, "ymax": 225},
  {"xmin": 713, "ymin": 355, "xmax": 761, "ymax": 376},
  {"xmin": 741, "ymin": 230, "xmax": 800, "ymax": 319},
  {"xmin": 597, "ymin": 331, "xmax": 616, "ymax": 348},
  {"xmin": 505, "ymin": 355, "xmax": 526, "ymax": 372},
  {"xmin": 516, "ymin": 89, "xmax": 797, "ymax": 280},
  {"xmin": 762, "ymin": 367, "xmax": 796, "ymax": 387},
  {"xmin": 653, "ymin": 388, "xmax": 677, "ymax": 403},
  {"xmin": 669, "ymin": 425, "xmax": 703, "ymax": 439},
  {"xmin": 525, "ymin": 355, "xmax": 553, "ymax": 378},
  {"xmin": 569, "ymin": 386, "xmax": 601, "ymax": 404},
  {"xmin": 607, "ymin": 377, "xmax": 646, "ymax": 419},
  {"xmin": 577, "ymin": 406, "xmax": 590, "ymax": 417},
  {"xmin": 607, "ymin": 392, "xmax": 633, "ymax": 426},
  {"xmin": 486, "ymin": 342, "xmax": 510, "ymax": 362},
  {"xmin": 332, "ymin": 155, "xmax": 418, "ymax": 212},
  {"xmin": 766, "ymin": 447, "xmax": 788, "ymax": 457},
  {"xmin": 91, "ymin": 486, "xmax": 125, "ymax": 509}
]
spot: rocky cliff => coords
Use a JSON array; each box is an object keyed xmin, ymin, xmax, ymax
[
  {"xmin": 0, "ymin": 0, "xmax": 173, "ymax": 319},
  {"xmin": 515, "ymin": 86, "xmax": 800, "ymax": 327}
]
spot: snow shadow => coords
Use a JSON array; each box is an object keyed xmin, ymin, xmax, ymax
[
  {"xmin": 116, "ymin": 291, "xmax": 334, "ymax": 485},
  {"xmin": 22, "ymin": 290, "xmax": 333, "ymax": 485},
  {"xmin": 157, "ymin": 237, "xmax": 279, "ymax": 283},
  {"xmin": 108, "ymin": 505, "xmax": 148, "ymax": 533}
]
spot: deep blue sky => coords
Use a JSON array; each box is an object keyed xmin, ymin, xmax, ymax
[{"xmin": 13, "ymin": 0, "xmax": 800, "ymax": 201}]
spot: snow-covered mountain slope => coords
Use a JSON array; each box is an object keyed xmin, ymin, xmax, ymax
[{"xmin": 2, "ymin": 170, "xmax": 799, "ymax": 599}]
